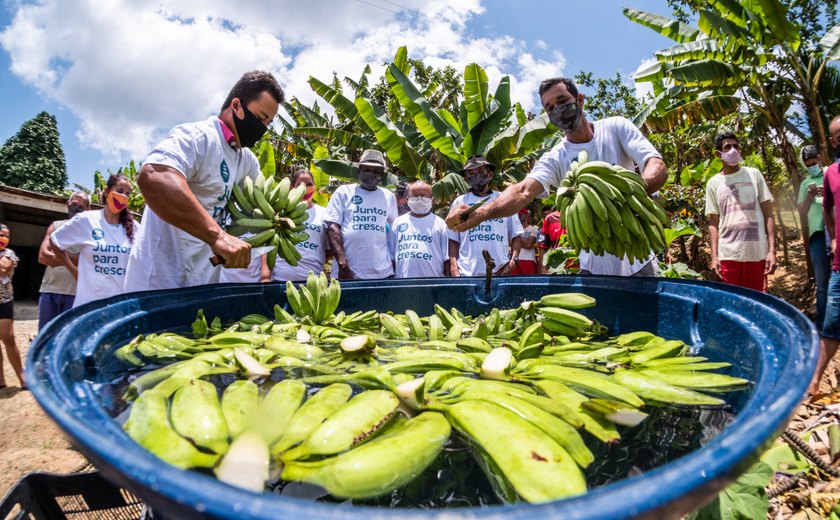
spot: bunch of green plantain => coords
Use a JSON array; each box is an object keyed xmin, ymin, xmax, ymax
[
  {"xmin": 555, "ymin": 151, "xmax": 669, "ymax": 263},
  {"xmin": 116, "ymin": 282, "xmax": 750, "ymax": 505},
  {"xmin": 285, "ymin": 272, "xmax": 341, "ymax": 324},
  {"xmin": 225, "ymin": 174, "xmax": 310, "ymax": 268}
]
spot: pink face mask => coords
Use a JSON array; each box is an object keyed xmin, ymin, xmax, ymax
[{"xmin": 720, "ymin": 148, "xmax": 741, "ymax": 167}]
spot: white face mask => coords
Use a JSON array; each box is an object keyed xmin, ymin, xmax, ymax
[
  {"xmin": 407, "ymin": 196, "xmax": 432, "ymax": 215},
  {"xmin": 720, "ymin": 148, "xmax": 741, "ymax": 167}
]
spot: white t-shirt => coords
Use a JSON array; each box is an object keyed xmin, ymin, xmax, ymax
[
  {"xmin": 519, "ymin": 225, "xmax": 538, "ymax": 262},
  {"xmin": 124, "ymin": 116, "xmax": 261, "ymax": 291},
  {"xmin": 448, "ymin": 191, "xmax": 524, "ymax": 276},
  {"xmin": 325, "ymin": 184, "xmax": 397, "ymax": 279},
  {"xmin": 390, "ymin": 212, "xmax": 450, "ymax": 278},
  {"xmin": 704, "ymin": 167, "xmax": 774, "ymax": 262},
  {"xmin": 51, "ymin": 210, "xmax": 132, "ymax": 307},
  {"xmin": 526, "ymin": 116, "xmax": 662, "ymax": 276},
  {"xmin": 219, "ymin": 232, "xmax": 262, "ymax": 283},
  {"xmin": 272, "ymin": 204, "xmax": 330, "ymax": 282}
]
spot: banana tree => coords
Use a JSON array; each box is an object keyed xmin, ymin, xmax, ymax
[{"xmin": 625, "ymin": 0, "xmax": 840, "ymax": 190}]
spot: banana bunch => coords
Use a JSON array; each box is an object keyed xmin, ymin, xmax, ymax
[
  {"xmin": 285, "ymin": 272, "xmax": 341, "ymax": 324},
  {"xmin": 556, "ymin": 151, "xmax": 669, "ymax": 263},
  {"xmin": 226, "ymin": 174, "xmax": 310, "ymax": 269},
  {"xmin": 118, "ymin": 284, "xmax": 750, "ymax": 505}
]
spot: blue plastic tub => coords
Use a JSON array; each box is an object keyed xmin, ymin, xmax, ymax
[{"xmin": 26, "ymin": 276, "xmax": 818, "ymax": 519}]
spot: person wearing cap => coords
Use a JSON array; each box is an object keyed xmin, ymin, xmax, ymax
[
  {"xmin": 446, "ymin": 77, "xmax": 668, "ymax": 277},
  {"xmin": 325, "ymin": 149, "xmax": 398, "ymax": 280},
  {"xmin": 512, "ymin": 208, "xmax": 539, "ymax": 275},
  {"xmin": 395, "ymin": 182, "xmax": 410, "ymax": 216},
  {"xmin": 124, "ymin": 70, "xmax": 284, "ymax": 290},
  {"xmin": 799, "ymin": 144, "xmax": 830, "ymax": 333},
  {"xmin": 390, "ymin": 180, "xmax": 450, "ymax": 278},
  {"xmin": 448, "ymin": 155, "xmax": 524, "ymax": 277}
]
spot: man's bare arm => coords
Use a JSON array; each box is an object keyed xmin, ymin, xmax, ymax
[
  {"xmin": 641, "ymin": 157, "xmax": 668, "ymax": 195},
  {"xmin": 446, "ymin": 178, "xmax": 544, "ymax": 232}
]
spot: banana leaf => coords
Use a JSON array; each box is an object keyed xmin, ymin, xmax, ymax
[
  {"xmin": 354, "ymin": 95, "xmax": 425, "ymax": 178},
  {"xmin": 309, "ymin": 76, "xmax": 362, "ymax": 125},
  {"xmin": 669, "ymin": 60, "xmax": 744, "ymax": 88},
  {"xmin": 698, "ymin": 9, "xmax": 751, "ymax": 43},
  {"xmin": 310, "ymin": 144, "xmax": 332, "ymax": 189},
  {"xmin": 514, "ymin": 103, "xmax": 527, "ymax": 127},
  {"xmin": 431, "ymin": 171, "xmax": 468, "ymax": 206},
  {"xmin": 645, "ymin": 95, "xmax": 742, "ymax": 132},
  {"xmin": 469, "ymin": 76, "xmax": 512, "ymax": 157},
  {"xmin": 256, "ymin": 139, "xmax": 276, "ymax": 179},
  {"xmin": 463, "ymin": 63, "xmax": 490, "ymax": 131},
  {"xmin": 294, "ymin": 127, "xmax": 374, "ymax": 150},
  {"xmin": 633, "ymin": 61, "xmax": 674, "ymax": 83},
  {"xmin": 821, "ymin": 23, "xmax": 840, "ymax": 61},
  {"xmin": 751, "ymin": 0, "xmax": 800, "ymax": 51},
  {"xmin": 313, "ymin": 158, "xmax": 399, "ymax": 186},
  {"xmin": 393, "ymin": 45, "xmax": 410, "ymax": 76},
  {"xmin": 386, "ymin": 64, "xmax": 464, "ymax": 164},
  {"xmin": 622, "ymin": 8, "xmax": 700, "ymax": 43},
  {"xmin": 655, "ymin": 39, "xmax": 758, "ymax": 66}
]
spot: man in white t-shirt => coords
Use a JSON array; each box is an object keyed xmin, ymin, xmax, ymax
[
  {"xmin": 390, "ymin": 181, "xmax": 450, "ymax": 278},
  {"xmin": 325, "ymin": 149, "xmax": 398, "ymax": 280},
  {"xmin": 124, "ymin": 70, "xmax": 284, "ymax": 291},
  {"xmin": 448, "ymin": 156, "xmax": 524, "ymax": 277},
  {"xmin": 445, "ymin": 77, "xmax": 668, "ymax": 277},
  {"xmin": 705, "ymin": 131, "xmax": 776, "ymax": 292}
]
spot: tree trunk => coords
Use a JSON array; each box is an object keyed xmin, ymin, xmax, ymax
[{"xmin": 773, "ymin": 191, "xmax": 790, "ymax": 266}]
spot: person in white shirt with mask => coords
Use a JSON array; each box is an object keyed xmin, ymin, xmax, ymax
[
  {"xmin": 325, "ymin": 149, "xmax": 397, "ymax": 280},
  {"xmin": 124, "ymin": 70, "xmax": 284, "ymax": 290},
  {"xmin": 390, "ymin": 181, "xmax": 450, "ymax": 278},
  {"xmin": 446, "ymin": 77, "xmax": 668, "ymax": 277},
  {"xmin": 272, "ymin": 168, "xmax": 331, "ymax": 281},
  {"xmin": 448, "ymin": 155, "xmax": 524, "ymax": 277}
]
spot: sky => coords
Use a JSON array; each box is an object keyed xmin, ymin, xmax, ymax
[{"xmin": 0, "ymin": 0, "xmax": 678, "ymax": 190}]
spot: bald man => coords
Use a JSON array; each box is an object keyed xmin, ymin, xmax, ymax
[
  {"xmin": 814, "ymin": 115, "xmax": 840, "ymax": 393},
  {"xmin": 389, "ymin": 181, "xmax": 451, "ymax": 278}
]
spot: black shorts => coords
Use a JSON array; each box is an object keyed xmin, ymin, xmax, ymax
[{"xmin": 0, "ymin": 300, "xmax": 13, "ymax": 320}]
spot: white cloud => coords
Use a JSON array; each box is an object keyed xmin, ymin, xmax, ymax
[{"xmin": 0, "ymin": 0, "xmax": 565, "ymax": 165}]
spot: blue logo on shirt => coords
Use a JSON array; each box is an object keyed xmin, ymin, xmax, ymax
[
  {"xmin": 397, "ymin": 223, "xmax": 408, "ymax": 233},
  {"xmin": 220, "ymin": 160, "xmax": 230, "ymax": 182},
  {"xmin": 91, "ymin": 228, "xmax": 105, "ymax": 241},
  {"xmin": 351, "ymin": 195, "xmax": 363, "ymax": 205}
]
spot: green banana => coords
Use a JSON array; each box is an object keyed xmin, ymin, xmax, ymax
[
  {"xmin": 538, "ymin": 293, "xmax": 596, "ymax": 309},
  {"xmin": 381, "ymin": 312, "xmax": 410, "ymax": 340},
  {"xmin": 170, "ymin": 379, "xmax": 229, "ymax": 455},
  {"xmin": 124, "ymin": 390, "xmax": 220, "ymax": 469},
  {"xmin": 271, "ymin": 383, "xmax": 353, "ymax": 456},
  {"xmin": 446, "ymin": 400, "xmax": 586, "ymax": 503},
  {"xmin": 405, "ymin": 309, "xmax": 426, "ymax": 340},
  {"xmin": 221, "ymin": 380, "xmax": 259, "ymax": 439},
  {"xmin": 524, "ymin": 364, "xmax": 644, "ymax": 408},
  {"xmin": 281, "ymin": 412, "xmax": 450, "ymax": 499},
  {"xmin": 610, "ymin": 369, "xmax": 725, "ymax": 406},
  {"xmin": 256, "ymin": 380, "xmax": 307, "ymax": 446},
  {"xmin": 282, "ymin": 390, "xmax": 400, "ymax": 461}
]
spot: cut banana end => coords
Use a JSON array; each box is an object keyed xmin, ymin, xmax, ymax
[
  {"xmin": 215, "ymin": 430, "xmax": 269, "ymax": 492},
  {"xmin": 481, "ymin": 347, "xmax": 513, "ymax": 381},
  {"xmin": 340, "ymin": 335, "xmax": 376, "ymax": 355},
  {"xmin": 394, "ymin": 377, "xmax": 425, "ymax": 410},
  {"xmin": 234, "ymin": 348, "xmax": 271, "ymax": 377},
  {"xmin": 296, "ymin": 328, "xmax": 312, "ymax": 344}
]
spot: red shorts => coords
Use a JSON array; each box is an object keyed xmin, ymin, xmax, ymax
[
  {"xmin": 720, "ymin": 260, "xmax": 766, "ymax": 292},
  {"xmin": 512, "ymin": 260, "xmax": 538, "ymax": 275}
]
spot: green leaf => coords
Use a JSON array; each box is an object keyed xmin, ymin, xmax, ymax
[
  {"xmin": 393, "ymin": 46, "xmax": 410, "ymax": 76},
  {"xmin": 309, "ymin": 144, "xmax": 331, "ymax": 189},
  {"xmin": 309, "ymin": 76, "xmax": 361, "ymax": 124},
  {"xmin": 706, "ymin": 0, "xmax": 750, "ymax": 26},
  {"xmin": 669, "ymin": 60, "xmax": 744, "ymax": 87},
  {"xmin": 751, "ymin": 0, "xmax": 800, "ymax": 50},
  {"xmin": 821, "ymin": 23, "xmax": 840, "ymax": 61},
  {"xmin": 687, "ymin": 461, "xmax": 771, "ymax": 520},
  {"xmin": 431, "ymin": 171, "xmax": 468, "ymax": 205},
  {"xmin": 386, "ymin": 64, "xmax": 464, "ymax": 164},
  {"xmin": 463, "ymin": 63, "xmax": 490, "ymax": 131},
  {"xmin": 645, "ymin": 95, "xmax": 742, "ymax": 132},
  {"xmin": 514, "ymin": 103, "xmax": 527, "ymax": 127},
  {"xmin": 622, "ymin": 8, "xmax": 700, "ymax": 43},
  {"xmin": 632, "ymin": 91, "xmax": 667, "ymax": 128},
  {"xmin": 633, "ymin": 61, "xmax": 674, "ymax": 83},
  {"xmin": 256, "ymin": 138, "xmax": 276, "ymax": 178},
  {"xmin": 294, "ymin": 127, "xmax": 374, "ymax": 150},
  {"xmin": 354, "ymin": 95, "xmax": 425, "ymax": 178},
  {"xmin": 698, "ymin": 9, "xmax": 751, "ymax": 42},
  {"xmin": 663, "ymin": 226, "xmax": 700, "ymax": 246},
  {"xmin": 469, "ymin": 76, "xmax": 512, "ymax": 157}
]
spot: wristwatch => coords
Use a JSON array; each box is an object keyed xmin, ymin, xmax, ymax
[{"xmin": 511, "ymin": 258, "xmax": 519, "ymax": 265}]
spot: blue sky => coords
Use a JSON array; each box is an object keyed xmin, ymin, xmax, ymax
[{"xmin": 0, "ymin": 0, "xmax": 676, "ymax": 190}]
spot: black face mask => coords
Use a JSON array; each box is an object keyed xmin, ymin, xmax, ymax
[
  {"xmin": 548, "ymin": 101, "xmax": 581, "ymax": 133},
  {"xmin": 68, "ymin": 202, "xmax": 85, "ymax": 218},
  {"xmin": 359, "ymin": 170, "xmax": 382, "ymax": 190},
  {"xmin": 233, "ymin": 103, "xmax": 268, "ymax": 149},
  {"xmin": 467, "ymin": 175, "xmax": 491, "ymax": 194}
]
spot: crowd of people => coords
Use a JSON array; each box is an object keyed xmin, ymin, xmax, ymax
[{"xmin": 0, "ymin": 70, "xmax": 836, "ymax": 394}]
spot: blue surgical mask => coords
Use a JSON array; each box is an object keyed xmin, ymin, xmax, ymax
[{"xmin": 807, "ymin": 164, "xmax": 823, "ymax": 177}]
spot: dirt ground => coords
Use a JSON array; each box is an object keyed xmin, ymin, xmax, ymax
[
  {"xmin": 0, "ymin": 226, "xmax": 832, "ymax": 515},
  {"xmin": 0, "ymin": 302, "xmax": 88, "ymax": 500}
]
